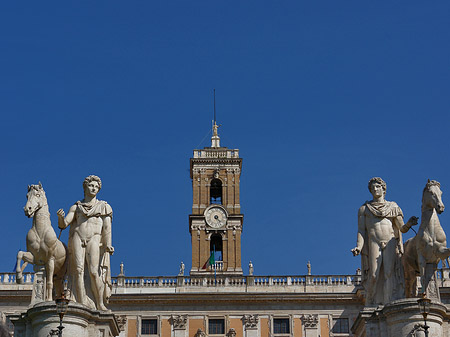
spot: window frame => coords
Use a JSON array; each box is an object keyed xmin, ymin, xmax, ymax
[
  {"xmin": 208, "ymin": 317, "xmax": 226, "ymax": 335},
  {"xmin": 332, "ymin": 317, "xmax": 349, "ymax": 334},
  {"xmin": 141, "ymin": 317, "xmax": 158, "ymax": 336},
  {"xmin": 273, "ymin": 317, "xmax": 291, "ymax": 335}
]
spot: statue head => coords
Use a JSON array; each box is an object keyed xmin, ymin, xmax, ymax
[
  {"xmin": 368, "ymin": 177, "xmax": 386, "ymax": 197},
  {"xmin": 423, "ymin": 179, "xmax": 444, "ymax": 214},
  {"xmin": 24, "ymin": 182, "xmax": 47, "ymax": 218},
  {"xmin": 83, "ymin": 175, "xmax": 102, "ymax": 195}
]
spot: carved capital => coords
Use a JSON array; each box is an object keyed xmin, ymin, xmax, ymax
[
  {"xmin": 170, "ymin": 315, "xmax": 187, "ymax": 330},
  {"xmin": 116, "ymin": 315, "xmax": 127, "ymax": 331},
  {"xmin": 226, "ymin": 224, "xmax": 241, "ymax": 231},
  {"xmin": 242, "ymin": 314, "xmax": 259, "ymax": 330},
  {"xmin": 195, "ymin": 328, "xmax": 206, "ymax": 337},
  {"xmin": 191, "ymin": 224, "xmax": 206, "ymax": 232},
  {"xmin": 302, "ymin": 314, "xmax": 319, "ymax": 328}
]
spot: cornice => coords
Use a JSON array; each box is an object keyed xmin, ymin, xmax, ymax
[{"xmin": 108, "ymin": 292, "xmax": 362, "ymax": 306}]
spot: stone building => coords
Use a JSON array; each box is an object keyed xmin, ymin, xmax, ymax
[{"xmin": 1, "ymin": 122, "xmax": 450, "ymax": 337}]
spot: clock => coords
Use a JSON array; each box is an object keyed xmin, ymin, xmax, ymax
[{"xmin": 205, "ymin": 206, "xmax": 227, "ymax": 228}]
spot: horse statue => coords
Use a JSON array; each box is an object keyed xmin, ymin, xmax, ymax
[
  {"xmin": 16, "ymin": 182, "xmax": 67, "ymax": 301},
  {"xmin": 403, "ymin": 179, "xmax": 450, "ymax": 298}
]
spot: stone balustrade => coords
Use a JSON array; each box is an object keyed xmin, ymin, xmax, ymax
[
  {"xmin": 2, "ymin": 269, "xmax": 450, "ymax": 293},
  {"xmin": 109, "ymin": 273, "xmax": 362, "ymax": 291},
  {"xmin": 193, "ymin": 149, "xmax": 239, "ymax": 159},
  {"xmin": 0, "ymin": 272, "xmax": 34, "ymax": 284}
]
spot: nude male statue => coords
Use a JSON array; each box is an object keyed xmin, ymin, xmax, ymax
[
  {"xmin": 351, "ymin": 177, "xmax": 418, "ymax": 305},
  {"xmin": 57, "ymin": 175, "xmax": 114, "ymax": 310}
]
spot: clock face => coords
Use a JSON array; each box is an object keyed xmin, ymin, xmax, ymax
[{"xmin": 205, "ymin": 206, "xmax": 227, "ymax": 228}]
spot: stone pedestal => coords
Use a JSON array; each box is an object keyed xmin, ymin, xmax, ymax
[
  {"xmin": 30, "ymin": 265, "xmax": 46, "ymax": 306},
  {"xmin": 9, "ymin": 301, "xmax": 120, "ymax": 337},
  {"xmin": 352, "ymin": 299, "xmax": 447, "ymax": 337},
  {"xmin": 424, "ymin": 264, "xmax": 441, "ymax": 302}
]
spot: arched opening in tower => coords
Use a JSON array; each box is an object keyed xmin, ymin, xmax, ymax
[
  {"xmin": 210, "ymin": 179, "xmax": 222, "ymax": 205},
  {"xmin": 210, "ymin": 234, "xmax": 223, "ymax": 262}
]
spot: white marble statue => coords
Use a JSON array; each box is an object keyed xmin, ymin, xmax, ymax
[
  {"xmin": 179, "ymin": 261, "xmax": 185, "ymax": 276},
  {"xmin": 403, "ymin": 180, "xmax": 450, "ymax": 299},
  {"xmin": 16, "ymin": 183, "xmax": 67, "ymax": 301},
  {"xmin": 351, "ymin": 177, "xmax": 418, "ymax": 305},
  {"xmin": 57, "ymin": 175, "xmax": 114, "ymax": 311}
]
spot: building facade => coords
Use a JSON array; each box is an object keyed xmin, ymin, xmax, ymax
[{"xmin": 2, "ymin": 123, "xmax": 450, "ymax": 337}]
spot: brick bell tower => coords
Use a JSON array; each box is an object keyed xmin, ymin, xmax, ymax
[{"xmin": 189, "ymin": 121, "xmax": 243, "ymax": 275}]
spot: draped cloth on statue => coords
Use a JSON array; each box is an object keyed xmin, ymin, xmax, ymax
[
  {"xmin": 75, "ymin": 199, "xmax": 113, "ymax": 218},
  {"xmin": 365, "ymin": 201, "xmax": 403, "ymax": 219}
]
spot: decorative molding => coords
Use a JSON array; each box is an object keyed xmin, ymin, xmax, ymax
[
  {"xmin": 302, "ymin": 314, "xmax": 319, "ymax": 328},
  {"xmin": 226, "ymin": 224, "xmax": 242, "ymax": 231},
  {"xmin": 191, "ymin": 224, "xmax": 206, "ymax": 231},
  {"xmin": 116, "ymin": 315, "xmax": 127, "ymax": 331},
  {"xmin": 242, "ymin": 314, "xmax": 259, "ymax": 330},
  {"xmin": 170, "ymin": 315, "xmax": 187, "ymax": 330}
]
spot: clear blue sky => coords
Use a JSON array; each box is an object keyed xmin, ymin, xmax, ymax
[{"xmin": 1, "ymin": 1, "xmax": 450, "ymax": 278}]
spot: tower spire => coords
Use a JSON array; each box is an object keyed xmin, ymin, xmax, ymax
[{"xmin": 211, "ymin": 89, "xmax": 220, "ymax": 148}]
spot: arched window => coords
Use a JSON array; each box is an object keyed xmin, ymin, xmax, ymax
[
  {"xmin": 210, "ymin": 234, "xmax": 223, "ymax": 261},
  {"xmin": 210, "ymin": 179, "xmax": 222, "ymax": 205}
]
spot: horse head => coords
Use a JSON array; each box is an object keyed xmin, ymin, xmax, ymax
[
  {"xmin": 423, "ymin": 179, "xmax": 445, "ymax": 214},
  {"xmin": 24, "ymin": 182, "xmax": 48, "ymax": 218}
]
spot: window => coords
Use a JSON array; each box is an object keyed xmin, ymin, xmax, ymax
[
  {"xmin": 210, "ymin": 234, "xmax": 223, "ymax": 262},
  {"xmin": 210, "ymin": 179, "xmax": 222, "ymax": 204},
  {"xmin": 332, "ymin": 318, "xmax": 349, "ymax": 333},
  {"xmin": 273, "ymin": 318, "xmax": 290, "ymax": 334},
  {"xmin": 209, "ymin": 318, "xmax": 225, "ymax": 335},
  {"xmin": 141, "ymin": 319, "xmax": 158, "ymax": 335}
]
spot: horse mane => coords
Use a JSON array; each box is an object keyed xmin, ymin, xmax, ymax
[
  {"xmin": 423, "ymin": 180, "xmax": 441, "ymax": 194},
  {"xmin": 422, "ymin": 180, "xmax": 441, "ymax": 211},
  {"xmin": 28, "ymin": 182, "xmax": 44, "ymax": 192}
]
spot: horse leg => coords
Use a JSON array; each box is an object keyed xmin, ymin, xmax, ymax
[
  {"xmin": 418, "ymin": 254, "xmax": 432, "ymax": 297},
  {"xmin": 53, "ymin": 241, "xmax": 67, "ymax": 299},
  {"xmin": 403, "ymin": 265, "xmax": 414, "ymax": 298},
  {"xmin": 46, "ymin": 257, "xmax": 55, "ymax": 301},
  {"xmin": 15, "ymin": 251, "xmax": 24, "ymax": 283},
  {"xmin": 16, "ymin": 251, "xmax": 34, "ymax": 284}
]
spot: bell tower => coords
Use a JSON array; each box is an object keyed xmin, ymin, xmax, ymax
[{"xmin": 189, "ymin": 121, "xmax": 243, "ymax": 275}]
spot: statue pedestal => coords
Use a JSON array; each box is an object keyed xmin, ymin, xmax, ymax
[
  {"xmin": 352, "ymin": 299, "xmax": 447, "ymax": 337},
  {"xmin": 9, "ymin": 301, "xmax": 120, "ymax": 337}
]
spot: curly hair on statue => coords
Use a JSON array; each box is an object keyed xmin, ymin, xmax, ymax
[
  {"xmin": 82, "ymin": 175, "xmax": 102, "ymax": 191},
  {"xmin": 368, "ymin": 177, "xmax": 386, "ymax": 194}
]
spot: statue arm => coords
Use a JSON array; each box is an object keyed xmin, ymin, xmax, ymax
[
  {"xmin": 394, "ymin": 215, "xmax": 418, "ymax": 233},
  {"xmin": 57, "ymin": 205, "xmax": 77, "ymax": 229},
  {"xmin": 102, "ymin": 215, "xmax": 114, "ymax": 254},
  {"xmin": 352, "ymin": 206, "xmax": 366, "ymax": 256}
]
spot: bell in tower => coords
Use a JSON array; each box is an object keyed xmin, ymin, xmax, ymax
[{"xmin": 189, "ymin": 121, "xmax": 243, "ymax": 275}]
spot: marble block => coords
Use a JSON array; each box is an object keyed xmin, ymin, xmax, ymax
[{"xmin": 9, "ymin": 301, "xmax": 120, "ymax": 337}]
